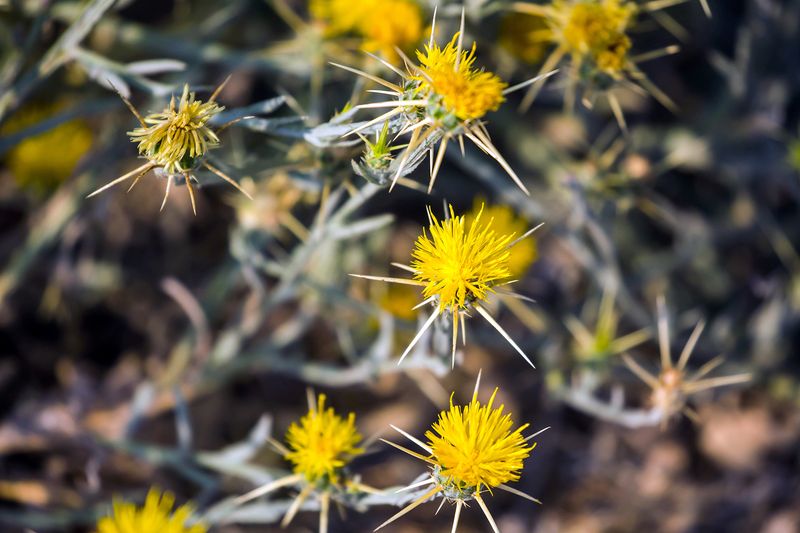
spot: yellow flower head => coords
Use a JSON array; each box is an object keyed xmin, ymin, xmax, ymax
[
  {"xmin": 129, "ymin": 84, "xmax": 223, "ymax": 174},
  {"xmin": 360, "ymin": 0, "xmax": 424, "ymax": 62},
  {"xmin": 311, "ymin": 0, "xmax": 423, "ymax": 62},
  {"xmin": 427, "ymin": 388, "xmax": 533, "ymax": 492},
  {"xmin": 309, "ymin": 0, "xmax": 370, "ymax": 35},
  {"xmin": 415, "ymin": 34, "xmax": 507, "ymax": 121},
  {"xmin": 411, "ymin": 205, "xmax": 514, "ymax": 312},
  {"xmin": 2, "ymin": 102, "xmax": 92, "ymax": 195},
  {"xmin": 96, "ymin": 488, "xmax": 205, "ymax": 533},
  {"xmin": 284, "ymin": 394, "xmax": 363, "ymax": 484},
  {"xmin": 376, "ymin": 379, "xmax": 540, "ymax": 532},
  {"xmin": 560, "ymin": 0, "xmax": 636, "ymax": 74},
  {"xmin": 468, "ymin": 198, "xmax": 538, "ymax": 278}
]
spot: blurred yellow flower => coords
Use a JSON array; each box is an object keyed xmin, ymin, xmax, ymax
[
  {"xmin": 379, "ymin": 282, "xmax": 419, "ymax": 321},
  {"xmin": 560, "ymin": 0, "xmax": 636, "ymax": 76},
  {"xmin": 284, "ymin": 393, "xmax": 363, "ymax": 484},
  {"xmin": 96, "ymin": 488, "xmax": 205, "ymax": 533},
  {"xmin": 498, "ymin": 12, "xmax": 550, "ymax": 65},
  {"xmin": 3, "ymin": 103, "xmax": 92, "ymax": 195},
  {"xmin": 310, "ymin": 0, "xmax": 423, "ymax": 62}
]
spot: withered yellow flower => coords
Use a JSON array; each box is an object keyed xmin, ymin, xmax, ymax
[
  {"xmin": 378, "ymin": 373, "xmax": 544, "ymax": 532},
  {"xmin": 88, "ymin": 79, "xmax": 251, "ymax": 215},
  {"xmin": 96, "ymin": 488, "xmax": 205, "ymax": 533}
]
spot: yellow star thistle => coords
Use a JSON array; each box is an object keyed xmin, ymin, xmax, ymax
[
  {"xmin": 513, "ymin": 0, "xmax": 693, "ymax": 130},
  {"xmin": 87, "ymin": 79, "xmax": 252, "ymax": 215},
  {"xmin": 230, "ymin": 392, "xmax": 375, "ymax": 533},
  {"xmin": 377, "ymin": 375, "xmax": 542, "ymax": 532},
  {"xmin": 560, "ymin": 0, "xmax": 636, "ymax": 75},
  {"xmin": 96, "ymin": 488, "xmax": 205, "ymax": 533},
  {"xmin": 334, "ymin": 10, "xmax": 557, "ymax": 195},
  {"xmin": 284, "ymin": 393, "xmax": 364, "ymax": 484},
  {"xmin": 428, "ymin": 389, "xmax": 533, "ymax": 490},
  {"xmin": 128, "ymin": 84, "xmax": 223, "ymax": 175},
  {"xmin": 414, "ymin": 35, "xmax": 507, "ymax": 121},
  {"xmin": 412, "ymin": 205, "xmax": 513, "ymax": 312},
  {"xmin": 351, "ymin": 203, "xmax": 541, "ymax": 368},
  {"xmin": 467, "ymin": 198, "xmax": 538, "ymax": 278}
]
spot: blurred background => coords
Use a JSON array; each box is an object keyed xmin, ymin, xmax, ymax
[{"xmin": 1, "ymin": 0, "xmax": 799, "ymax": 532}]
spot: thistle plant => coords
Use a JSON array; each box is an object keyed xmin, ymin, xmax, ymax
[
  {"xmin": 96, "ymin": 488, "xmax": 205, "ymax": 533},
  {"xmin": 511, "ymin": 0, "xmax": 706, "ymax": 129},
  {"xmin": 378, "ymin": 373, "xmax": 544, "ymax": 532},
  {"xmin": 352, "ymin": 203, "xmax": 542, "ymax": 368},
  {"xmin": 335, "ymin": 12, "xmax": 557, "ymax": 194},
  {"xmin": 231, "ymin": 392, "xmax": 377, "ymax": 533},
  {"xmin": 87, "ymin": 80, "xmax": 251, "ymax": 214}
]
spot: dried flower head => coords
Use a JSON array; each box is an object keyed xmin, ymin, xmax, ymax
[
  {"xmin": 512, "ymin": 0, "xmax": 702, "ymax": 130},
  {"xmin": 87, "ymin": 79, "xmax": 251, "ymax": 215},
  {"xmin": 378, "ymin": 373, "xmax": 543, "ymax": 532},
  {"xmin": 352, "ymin": 204, "xmax": 542, "ymax": 368},
  {"xmin": 623, "ymin": 296, "xmax": 751, "ymax": 428},
  {"xmin": 231, "ymin": 391, "xmax": 374, "ymax": 533},
  {"xmin": 96, "ymin": 488, "xmax": 205, "ymax": 533},
  {"xmin": 335, "ymin": 11, "xmax": 557, "ymax": 194},
  {"xmin": 128, "ymin": 84, "xmax": 222, "ymax": 175}
]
